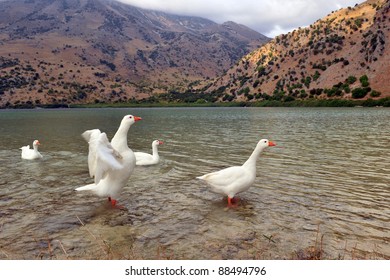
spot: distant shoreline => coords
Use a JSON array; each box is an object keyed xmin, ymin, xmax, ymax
[{"xmin": 1, "ymin": 97, "xmax": 390, "ymax": 109}]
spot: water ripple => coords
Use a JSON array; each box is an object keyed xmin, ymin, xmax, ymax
[{"xmin": 0, "ymin": 107, "xmax": 389, "ymax": 259}]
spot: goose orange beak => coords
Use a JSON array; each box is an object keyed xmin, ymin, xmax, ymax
[
  {"xmin": 268, "ymin": 141, "xmax": 276, "ymax": 147},
  {"xmin": 134, "ymin": 116, "xmax": 142, "ymax": 121}
]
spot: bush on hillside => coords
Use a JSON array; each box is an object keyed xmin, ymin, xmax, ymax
[{"xmin": 352, "ymin": 87, "xmax": 370, "ymax": 99}]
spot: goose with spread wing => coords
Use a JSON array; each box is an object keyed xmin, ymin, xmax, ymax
[{"xmin": 75, "ymin": 115, "xmax": 141, "ymax": 207}]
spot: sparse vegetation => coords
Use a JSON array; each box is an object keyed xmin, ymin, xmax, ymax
[
  {"xmin": 201, "ymin": 0, "xmax": 389, "ymax": 104},
  {"xmin": 0, "ymin": 0, "xmax": 389, "ymax": 108}
]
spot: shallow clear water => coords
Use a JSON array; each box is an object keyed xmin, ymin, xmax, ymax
[{"xmin": 0, "ymin": 107, "xmax": 389, "ymax": 259}]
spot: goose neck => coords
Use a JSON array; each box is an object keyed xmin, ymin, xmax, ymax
[
  {"xmin": 111, "ymin": 123, "xmax": 130, "ymax": 151},
  {"xmin": 152, "ymin": 144, "xmax": 159, "ymax": 156},
  {"xmin": 243, "ymin": 145, "xmax": 264, "ymax": 168}
]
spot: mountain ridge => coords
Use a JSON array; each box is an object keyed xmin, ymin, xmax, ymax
[
  {"xmin": 0, "ymin": 0, "xmax": 268, "ymax": 107},
  {"xmin": 203, "ymin": 0, "xmax": 389, "ymax": 103}
]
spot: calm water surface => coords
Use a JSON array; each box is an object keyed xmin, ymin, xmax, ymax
[{"xmin": 0, "ymin": 107, "xmax": 389, "ymax": 259}]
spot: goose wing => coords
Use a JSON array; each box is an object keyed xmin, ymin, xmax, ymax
[
  {"xmin": 197, "ymin": 166, "xmax": 245, "ymax": 188},
  {"xmin": 82, "ymin": 129, "xmax": 123, "ymax": 183}
]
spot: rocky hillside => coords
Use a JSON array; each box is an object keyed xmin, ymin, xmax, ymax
[
  {"xmin": 0, "ymin": 0, "xmax": 268, "ymax": 107},
  {"xmin": 205, "ymin": 0, "xmax": 390, "ymax": 103}
]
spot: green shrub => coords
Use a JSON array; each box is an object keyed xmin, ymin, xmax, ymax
[
  {"xmin": 354, "ymin": 18, "xmax": 363, "ymax": 28},
  {"xmin": 304, "ymin": 76, "xmax": 312, "ymax": 88},
  {"xmin": 284, "ymin": 96, "xmax": 295, "ymax": 102},
  {"xmin": 313, "ymin": 71, "xmax": 320, "ymax": 81},
  {"xmin": 362, "ymin": 97, "xmax": 390, "ymax": 107},
  {"xmin": 246, "ymin": 94, "xmax": 254, "ymax": 101},
  {"xmin": 346, "ymin": 76, "xmax": 357, "ymax": 84},
  {"xmin": 352, "ymin": 87, "xmax": 370, "ymax": 99},
  {"xmin": 359, "ymin": 75, "xmax": 369, "ymax": 87},
  {"xmin": 343, "ymin": 84, "xmax": 351, "ymax": 93}
]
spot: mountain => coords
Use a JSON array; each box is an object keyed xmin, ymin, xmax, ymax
[
  {"xmin": 0, "ymin": 0, "xmax": 269, "ymax": 107},
  {"xmin": 204, "ymin": 0, "xmax": 390, "ymax": 104}
]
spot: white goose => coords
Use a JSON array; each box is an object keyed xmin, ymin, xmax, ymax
[
  {"xmin": 75, "ymin": 114, "xmax": 142, "ymax": 207},
  {"xmin": 197, "ymin": 139, "xmax": 276, "ymax": 207},
  {"xmin": 20, "ymin": 140, "xmax": 43, "ymax": 160},
  {"xmin": 134, "ymin": 140, "xmax": 163, "ymax": 166}
]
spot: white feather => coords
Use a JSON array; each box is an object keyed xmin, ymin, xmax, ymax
[
  {"xmin": 197, "ymin": 139, "xmax": 276, "ymax": 203},
  {"xmin": 134, "ymin": 140, "xmax": 163, "ymax": 166},
  {"xmin": 75, "ymin": 115, "xmax": 141, "ymax": 202},
  {"xmin": 20, "ymin": 140, "xmax": 43, "ymax": 160},
  {"xmin": 91, "ymin": 132, "xmax": 123, "ymax": 184}
]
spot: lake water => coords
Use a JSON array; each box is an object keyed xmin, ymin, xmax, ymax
[{"xmin": 0, "ymin": 107, "xmax": 389, "ymax": 259}]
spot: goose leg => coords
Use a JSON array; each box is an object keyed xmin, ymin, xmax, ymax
[
  {"xmin": 227, "ymin": 196, "xmax": 239, "ymax": 208},
  {"xmin": 108, "ymin": 197, "xmax": 125, "ymax": 209},
  {"xmin": 108, "ymin": 197, "xmax": 117, "ymax": 207}
]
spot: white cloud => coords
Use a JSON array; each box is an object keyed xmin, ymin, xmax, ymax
[{"xmin": 118, "ymin": 0, "xmax": 366, "ymax": 37}]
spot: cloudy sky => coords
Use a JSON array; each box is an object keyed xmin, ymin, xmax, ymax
[{"xmin": 118, "ymin": 0, "xmax": 366, "ymax": 37}]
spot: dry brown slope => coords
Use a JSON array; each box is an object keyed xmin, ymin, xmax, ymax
[
  {"xmin": 0, "ymin": 0, "xmax": 268, "ymax": 107},
  {"xmin": 205, "ymin": 0, "xmax": 390, "ymax": 102}
]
